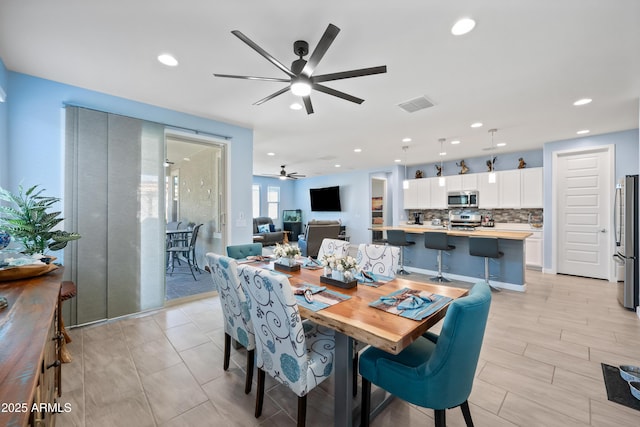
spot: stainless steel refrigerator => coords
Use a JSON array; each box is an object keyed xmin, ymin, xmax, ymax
[{"xmin": 614, "ymin": 175, "xmax": 639, "ymax": 309}]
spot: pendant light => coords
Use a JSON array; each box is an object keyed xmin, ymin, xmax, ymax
[
  {"xmin": 488, "ymin": 129, "xmax": 497, "ymax": 184},
  {"xmin": 402, "ymin": 145, "xmax": 409, "ymax": 189},
  {"xmin": 438, "ymin": 138, "xmax": 446, "ymax": 187}
]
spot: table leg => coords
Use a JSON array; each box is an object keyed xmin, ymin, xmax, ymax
[{"xmin": 334, "ymin": 332, "xmax": 353, "ymax": 427}]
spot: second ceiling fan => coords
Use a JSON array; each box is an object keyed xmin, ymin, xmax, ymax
[{"xmin": 214, "ymin": 24, "xmax": 387, "ymax": 114}]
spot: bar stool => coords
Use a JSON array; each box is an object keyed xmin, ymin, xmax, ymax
[
  {"xmin": 424, "ymin": 232, "xmax": 455, "ymax": 282},
  {"xmin": 469, "ymin": 237, "xmax": 502, "ymax": 292},
  {"xmin": 386, "ymin": 230, "xmax": 415, "ymax": 275}
]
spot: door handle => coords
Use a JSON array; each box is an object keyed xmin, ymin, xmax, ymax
[{"xmin": 600, "ymin": 228, "xmax": 606, "ymax": 233}]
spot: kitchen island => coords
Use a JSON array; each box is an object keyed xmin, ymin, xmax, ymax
[{"xmin": 372, "ymin": 225, "xmax": 532, "ymax": 291}]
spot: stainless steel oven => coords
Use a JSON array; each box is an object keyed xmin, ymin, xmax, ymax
[{"xmin": 447, "ymin": 191, "xmax": 479, "ymax": 209}]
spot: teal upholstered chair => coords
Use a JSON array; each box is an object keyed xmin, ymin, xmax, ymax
[
  {"xmin": 359, "ymin": 282, "xmax": 492, "ymax": 427},
  {"xmin": 237, "ymin": 264, "xmax": 335, "ymax": 427},
  {"xmin": 205, "ymin": 253, "xmax": 256, "ymax": 394},
  {"xmin": 226, "ymin": 243, "xmax": 263, "ymax": 259}
]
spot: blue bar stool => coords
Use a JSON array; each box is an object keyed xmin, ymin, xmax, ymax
[
  {"xmin": 386, "ymin": 230, "xmax": 415, "ymax": 275},
  {"xmin": 469, "ymin": 236, "xmax": 503, "ymax": 292},
  {"xmin": 424, "ymin": 232, "xmax": 455, "ymax": 282}
]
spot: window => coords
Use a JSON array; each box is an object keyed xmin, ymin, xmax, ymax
[
  {"xmin": 252, "ymin": 185, "xmax": 260, "ymax": 218},
  {"xmin": 267, "ymin": 186, "xmax": 280, "ymax": 219}
]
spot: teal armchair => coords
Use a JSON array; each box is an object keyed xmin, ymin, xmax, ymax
[{"xmin": 359, "ymin": 281, "xmax": 491, "ymax": 427}]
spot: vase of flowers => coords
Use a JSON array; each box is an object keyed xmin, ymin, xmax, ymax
[
  {"xmin": 273, "ymin": 243, "xmax": 301, "ymax": 267},
  {"xmin": 321, "ymin": 254, "xmax": 357, "ymax": 282}
]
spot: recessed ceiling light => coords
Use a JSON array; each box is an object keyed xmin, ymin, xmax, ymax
[
  {"xmin": 267, "ymin": 152, "xmax": 275, "ymax": 156},
  {"xmin": 451, "ymin": 18, "xmax": 476, "ymax": 36},
  {"xmin": 335, "ymin": 164, "xmax": 341, "ymax": 168},
  {"xmin": 450, "ymin": 140, "xmax": 461, "ymax": 145},
  {"xmin": 394, "ymin": 159, "xmax": 402, "ymax": 163},
  {"xmin": 471, "ymin": 122, "xmax": 483, "ymax": 128},
  {"xmin": 573, "ymin": 98, "xmax": 592, "ymax": 106},
  {"xmin": 577, "ymin": 129, "xmax": 590, "ymax": 135},
  {"xmin": 439, "ymin": 151, "xmax": 447, "ymax": 156},
  {"xmin": 354, "ymin": 148, "xmax": 362, "ymax": 153},
  {"xmin": 402, "ymin": 137, "xmax": 412, "ymax": 142},
  {"xmin": 496, "ymin": 142, "xmax": 507, "ymax": 147},
  {"xmin": 290, "ymin": 103, "xmax": 303, "ymax": 110},
  {"xmin": 157, "ymin": 53, "xmax": 178, "ymax": 67}
]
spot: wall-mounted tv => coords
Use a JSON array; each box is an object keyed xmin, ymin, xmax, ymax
[{"xmin": 310, "ymin": 186, "xmax": 342, "ymax": 212}]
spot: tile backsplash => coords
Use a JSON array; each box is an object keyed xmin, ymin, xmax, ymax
[{"xmin": 412, "ymin": 208, "xmax": 543, "ymax": 224}]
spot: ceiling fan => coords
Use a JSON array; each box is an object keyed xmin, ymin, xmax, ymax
[
  {"xmin": 271, "ymin": 165, "xmax": 305, "ymax": 180},
  {"xmin": 214, "ymin": 23, "xmax": 387, "ymax": 114}
]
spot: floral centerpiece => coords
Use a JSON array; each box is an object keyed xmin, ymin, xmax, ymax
[
  {"xmin": 273, "ymin": 243, "xmax": 301, "ymax": 267},
  {"xmin": 321, "ymin": 254, "xmax": 357, "ymax": 282}
]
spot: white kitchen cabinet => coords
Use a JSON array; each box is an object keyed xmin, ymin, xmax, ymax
[
  {"xmin": 445, "ymin": 175, "xmax": 462, "ymax": 192},
  {"xmin": 403, "ymin": 178, "xmax": 430, "ymax": 209},
  {"xmin": 521, "ymin": 167, "xmax": 543, "ymax": 208},
  {"xmin": 429, "ymin": 177, "xmax": 447, "ymax": 209},
  {"xmin": 462, "ymin": 173, "xmax": 477, "ymax": 191},
  {"xmin": 477, "ymin": 172, "xmax": 499, "ymax": 208},
  {"xmin": 525, "ymin": 230, "xmax": 543, "ymax": 268},
  {"xmin": 499, "ymin": 169, "xmax": 522, "ymax": 208}
]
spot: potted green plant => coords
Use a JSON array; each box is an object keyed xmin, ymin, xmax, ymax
[{"xmin": 0, "ymin": 185, "xmax": 81, "ymax": 256}]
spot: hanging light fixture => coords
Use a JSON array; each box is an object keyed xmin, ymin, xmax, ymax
[
  {"xmin": 488, "ymin": 129, "xmax": 497, "ymax": 183},
  {"xmin": 438, "ymin": 138, "xmax": 446, "ymax": 187},
  {"xmin": 402, "ymin": 145, "xmax": 409, "ymax": 189}
]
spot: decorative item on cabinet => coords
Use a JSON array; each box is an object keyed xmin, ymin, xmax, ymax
[
  {"xmin": 415, "ymin": 170, "xmax": 424, "ymax": 178},
  {"xmin": 456, "ymin": 159, "xmax": 469, "ymax": 174},
  {"xmin": 518, "ymin": 157, "xmax": 527, "ymax": 169},
  {"xmin": 435, "ymin": 164, "xmax": 442, "ymax": 176},
  {"xmin": 486, "ymin": 157, "xmax": 497, "ymax": 172}
]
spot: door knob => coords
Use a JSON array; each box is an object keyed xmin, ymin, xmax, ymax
[{"xmin": 600, "ymin": 228, "xmax": 606, "ymax": 233}]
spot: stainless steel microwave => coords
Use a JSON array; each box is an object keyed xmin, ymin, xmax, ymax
[{"xmin": 447, "ymin": 191, "xmax": 479, "ymax": 208}]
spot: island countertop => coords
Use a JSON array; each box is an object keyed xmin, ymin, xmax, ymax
[{"xmin": 371, "ymin": 225, "xmax": 533, "ymax": 240}]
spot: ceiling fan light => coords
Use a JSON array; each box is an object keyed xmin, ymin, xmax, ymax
[{"xmin": 291, "ymin": 81, "xmax": 312, "ymax": 97}]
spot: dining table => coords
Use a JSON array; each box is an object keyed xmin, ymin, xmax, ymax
[{"xmin": 247, "ymin": 259, "xmax": 469, "ymax": 427}]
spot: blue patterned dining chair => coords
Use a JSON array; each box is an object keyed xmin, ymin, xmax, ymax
[
  {"xmin": 226, "ymin": 243, "xmax": 263, "ymax": 259},
  {"xmin": 237, "ymin": 264, "xmax": 335, "ymax": 427},
  {"xmin": 356, "ymin": 243, "xmax": 400, "ymax": 278},
  {"xmin": 205, "ymin": 253, "xmax": 256, "ymax": 394},
  {"xmin": 359, "ymin": 281, "xmax": 492, "ymax": 427},
  {"xmin": 316, "ymin": 238, "xmax": 350, "ymax": 261}
]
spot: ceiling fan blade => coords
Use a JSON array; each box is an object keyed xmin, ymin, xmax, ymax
[
  {"xmin": 313, "ymin": 65, "xmax": 387, "ymax": 83},
  {"xmin": 303, "ymin": 96, "xmax": 314, "ymax": 114},
  {"xmin": 213, "ymin": 73, "xmax": 290, "ymax": 82},
  {"xmin": 253, "ymin": 87, "xmax": 290, "ymax": 105},
  {"xmin": 231, "ymin": 30, "xmax": 295, "ymax": 78},
  {"xmin": 313, "ymin": 84, "xmax": 364, "ymax": 104},
  {"xmin": 301, "ymin": 24, "xmax": 340, "ymax": 77}
]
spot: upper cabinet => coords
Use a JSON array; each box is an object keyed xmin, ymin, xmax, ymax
[{"xmin": 403, "ymin": 167, "xmax": 543, "ymax": 210}]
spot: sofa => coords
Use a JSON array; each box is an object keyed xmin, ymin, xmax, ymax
[
  {"xmin": 298, "ymin": 220, "xmax": 342, "ymax": 258},
  {"xmin": 253, "ymin": 217, "xmax": 285, "ymax": 246}
]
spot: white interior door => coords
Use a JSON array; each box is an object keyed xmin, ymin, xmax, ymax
[{"xmin": 556, "ymin": 147, "xmax": 612, "ymax": 279}]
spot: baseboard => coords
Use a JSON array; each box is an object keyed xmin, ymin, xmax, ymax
[{"xmin": 404, "ymin": 266, "xmax": 526, "ymax": 292}]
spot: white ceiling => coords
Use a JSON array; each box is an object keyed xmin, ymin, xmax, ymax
[{"xmin": 1, "ymin": 0, "xmax": 639, "ymax": 177}]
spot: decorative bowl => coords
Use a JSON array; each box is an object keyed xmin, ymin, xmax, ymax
[
  {"xmin": 629, "ymin": 381, "xmax": 640, "ymax": 400},
  {"xmin": 619, "ymin": 365, "xmax": 640, "ymax": 382}
]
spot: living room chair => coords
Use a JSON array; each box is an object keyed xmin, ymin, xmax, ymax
[
  {"xmin": 226, "ymin": 243, "xmax": 263, "ymax": 260},
  {"xmin": 166, "ymin": 223, "xmax": 202, "ymax": 280},
  {"xmin": 316, "ymin": 238, "xmax": 350, "ymax": 261},
  {"xmin": 237, "ymin": 264, "xmax": 335, "ymax": 427},
  {"xmin": 356, "ymin": 243, "xmax": 399, "ymax": 278},
  {"xmin": 359, "ymin": 282, "xmax": 492, "ymax": 427},
  {"xmin": 205, "ymin": 253, "xmax": 256, "ymax": 394}
]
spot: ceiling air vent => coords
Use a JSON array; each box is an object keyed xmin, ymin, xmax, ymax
[{"xmin": 398, "ymin": 96, "xmax": 435, "ymax": 113}]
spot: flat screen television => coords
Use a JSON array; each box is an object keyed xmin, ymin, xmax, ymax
[{"xmin": 310, "ymin": 186, "xmax": 342, "ymax": 211}]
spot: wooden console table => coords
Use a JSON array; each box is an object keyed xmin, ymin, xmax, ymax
[{"xmin": 0, "ymin": 270, "xmax": 64, "ymax": 427}]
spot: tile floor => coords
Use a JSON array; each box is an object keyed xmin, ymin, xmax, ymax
[{"xmin": 57, "ymin": 270, "xmax": 640, "ymax": 426}]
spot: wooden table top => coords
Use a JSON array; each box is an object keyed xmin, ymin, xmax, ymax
[
  {"xmin": 371, "ymin": 225, "xmax": 533, "ymax": 240},
  {"xmin": 267, "ymin": 264, "xmax": 469, "ymax": 354},
  {"xmin": 0, "ymin": 269, "xmax": 63, "ymax": 427}
]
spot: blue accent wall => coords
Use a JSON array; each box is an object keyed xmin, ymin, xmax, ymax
[
  {"xmin": 0, "ymin": 58, "xmax": 8, "ymax": 188},
  {"xmin": 5, "ymin": 70, "xmax": 254, "ymax": 245}
]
